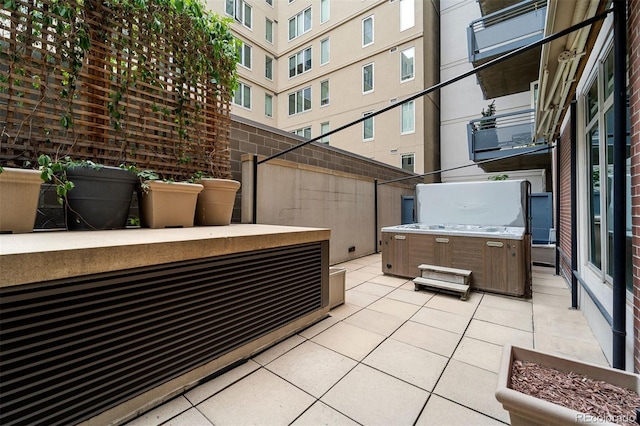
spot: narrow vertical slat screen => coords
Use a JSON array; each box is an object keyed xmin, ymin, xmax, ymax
[
  {"xmin": 0, "ymin": 0, "xmax": 231, "ymax": 180},
  {"xmin": 0, "ymin": 243, "xmax": 325, "ymax": 426}
]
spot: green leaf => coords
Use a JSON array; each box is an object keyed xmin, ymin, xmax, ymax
[{"xmin": 60, "ymin": 114, "xmax": 72, "ymax": 129}]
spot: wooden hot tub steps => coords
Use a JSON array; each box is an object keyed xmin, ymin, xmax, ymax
[
  {"xmin": 418, "ymin": 264, "xmax": 472, "ymax": 285},
  {"xmin": 414, "ymin": 264, "xmax": 473, "ymax": 300}
]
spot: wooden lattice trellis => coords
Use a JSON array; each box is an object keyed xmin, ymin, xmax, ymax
[{"xmin": 0, "ymin": 0, "xmax": 234, "ymax": 180}]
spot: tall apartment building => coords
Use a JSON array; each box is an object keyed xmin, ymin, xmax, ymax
[
  {"xmin": 443, "ymin": 0, "xmax": 637, "ymax": 371},
  {"xmin": 440, "ymin": 0, "xmax": 550, "ymax": 191},
  {"xmin": 205, "ymin": 0, "xmax": 440, "ymax": 176}
]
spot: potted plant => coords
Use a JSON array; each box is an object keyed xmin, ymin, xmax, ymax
[
  {"xmin": 191, "ymin": 167, "xmax": 240, "ymax": 226},
  {"xmin": 474, "ymin": 100, "xmax": 499, "ymax": 151},
  {"xmin": 0, "ymin": 165, "xmax": 45, "ymax": 233},
  {"xmin": 37, "ymin": 155, "xmax": 138, "ymax": 230},
  {"xmin": 495, "ymin": 344, "xmax": 640, "ymax": 426},
  {"xmin": 135, "ymin": 170, "xmax": 203, "ymax": 229},
  {"xmin": 0, "ymin": 0, "xmax": 238, "ymax": 231}
]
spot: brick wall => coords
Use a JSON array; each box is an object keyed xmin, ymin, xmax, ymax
[
  {"xmin": 558, "ymin": 120, "xmax": 573, "ymax": 284},
  {"xmin": 629, "ymin": 0, "xmax": 640, "ymax": 374}
]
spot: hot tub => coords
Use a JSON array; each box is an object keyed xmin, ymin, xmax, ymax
[{"xmin": 381, "ymin": 180, "xmax": 532, "ymax": 298}]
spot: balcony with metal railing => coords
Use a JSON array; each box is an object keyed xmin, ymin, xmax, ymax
[
  {"xmin": 467, "ymin": 108, "xmax": 551, "ymax": 172},
  {"xmin": 468, "ymin": 0, "xmax": 547, "ymax": 99}
]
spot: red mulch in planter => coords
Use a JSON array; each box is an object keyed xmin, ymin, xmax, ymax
[{"xmin": 511, "ymin": 360, "xmax": 640, "ymax": 426}]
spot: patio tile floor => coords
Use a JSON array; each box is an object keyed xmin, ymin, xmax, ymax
[{"xmin": 125, "ymin": 253, "xmax": 608, "ymax": 426}]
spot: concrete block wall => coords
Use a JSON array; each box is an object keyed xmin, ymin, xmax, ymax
[{"xmin": 229, "ymin": 115, "xmax": 424, "ymax": 225}]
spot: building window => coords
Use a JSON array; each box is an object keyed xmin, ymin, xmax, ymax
[
  {"xmin": 265, "ymin": 94, "xmax": 273, "ymax": 117},
  {"xmin": 288, "ymin": 86, "xmax": 312, "ymax": 115},
  {"xmin": 226, "ymin": 0, "xmax": 252, "ymax": 29},
  {"xmin": 239, "ymin": 42, "xmax": 251, "ymax": 69},
  {"xmin": 401, "ymin": 100, "xmax": 415, "ymax": 134},
  {"xmin": 362, "ymin": 16, "xmax": 374, "ymax": 47},
  {"xmin": 265, "ymin": 55, "xmax": 273, "ymax": 80},
  {"xmin": 320, "ymin": 38, "xmax": 330, "ymax": 65},
  {"xmin": 363, "ymin": 112, "xmax": 374, "ymax": 140},
  {"xmin": 399, "ymin": 0, "xmax": 414, "ymax": 31},
  {"xmin": 584, "ymin": 46, "xmax": 631, "ymax": 291},
  {"xmin": 401, "ymin": 154, "xmax": 414, "ymax": 172},
  {"xmin": 266, "ymin": 0, "xmax": 273, "ymax": 5},
  {"xmin": 401, "ymin": 47, "xmax": 414, "ymax": 82},
  {"xmin": 320, "ymin": 0, "xmax": 329, "ymax": 23},
  {"xmin": 266, "ymin": 19, "xmax": 274, "ymax": 43},
  {"xmin": 320, "ymin": 80, "xmax": 329, "ymax": 106},
  {"xmin": 289, "ymin": 47, "xmax": 312, "ymax": 78},
  {"xmin": 362, "ymin": 63, "xmax": 374, "ymax": 93},
  {"xmin": 320, "ymin": 122, "xmax": 330, "ymax": 143},
  {"xmin": 289, "ymin": 7, "xmax": 312, "ymax": 40},
  {"xmin": 293, "ymin": 127, "xmax": 312, "ymax": 139},
  {"xmin": 233, "ymin": 82, "xmax": 251, "ymax": 109}
]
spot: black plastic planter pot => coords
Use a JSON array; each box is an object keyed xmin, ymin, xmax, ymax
[{"xmin": 65, "ymin": 165, "xmax": 137, "ymax": 230}]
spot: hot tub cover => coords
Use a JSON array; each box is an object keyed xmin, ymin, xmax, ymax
[{"xmin": 414, "ymin": 180, "xmax": 528, "ymax": 228}]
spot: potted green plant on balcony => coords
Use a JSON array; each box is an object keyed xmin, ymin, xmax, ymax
[
  {"xmin": 496, "ymin": 344, "xmax": 640, "ymax": 426},
  {"xmin": 474, "ymin": 100, "xmax": 499, "ymax": 151}
]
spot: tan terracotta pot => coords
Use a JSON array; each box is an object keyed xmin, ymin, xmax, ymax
[
  {"xmin": 139, "ymin": 180, "xmax": 203, "ymax": 229},
  {"xmin": 496, "ymin": 344, "xmax": 640, "ymax": 426},
  {"xmin": 194, "ymin": 178, "xmax": 240, "ymax": 226},
  {"xmin": 0, "ymin": 168, "xmax": 43, "ymax": 233}
]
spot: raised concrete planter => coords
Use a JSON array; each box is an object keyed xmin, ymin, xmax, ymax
[
  {"xmin": 0, "ymin": 224, "xmax": 331, "ymax": 425},
  {"xmin": 496, "ymin": 344, "xmax": 640, "ymax": 426},
  {"xmin": 329, "ymin": 267, "xmax": 345, "ymax": 309}
]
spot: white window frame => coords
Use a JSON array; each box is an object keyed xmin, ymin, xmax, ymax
[
  {"xmin": 239, "ymin": 42, "xmax": 252, "ymax": 69},
  {"xmin": 288, "ymin": 47, "xmax": 312, "ymax": 78},
  {"xmin": 233, "ymin": 82, "xmax": 251, "ymax": 110},
  {"xmin": 293, "ymin": 127, "xmax": 312, "ymax": 139},
  {"xmin": 530, "ymin": 80, "xmax": 539, "ymax": 109},
  {"xmin": 320, "ymin": 0, "xmax": 330, "ymax": 23},
  {"xmin": 362, "ymin": 15, "xmax": 374, "ymax": 47},
  {"xmin": 225, "ymin": 0, "xmax": 252, "ymax": 29},
  {"xmin": 320, "ymin": 38, "xmax": 330, "ymax": 65},
  {"xmin": 265, "ymin": 55, "xmax": 273, "ymax": 80},
  {"xmin": 400, "ymin": 47, "xmax": 415, "ymax": 82},
  {"xmin": 362, "ymin": 63, "xmax": 374, "ymax": 94},
  {"xmin": 265, "ymin": 18, "xmax": 274, "ymax": 44},
  {"xmin": 265, "ymin": 93, "xmax": 273, "ymax": 117},
  {"xmin": 401, "ymin": 100, "xmax": 415, "ymax": 134},
  {"xmin": 320, "ymin": 122, "xmax": 330, "ymax": 143},
  {"xmin": 288, "ymin": 7, "xmax": 312, "ymax": 41},
  {"xmin": 288, "ymin": 86, "xmax": 312, "ymax": 116},
  {"xmin": 320, "ymin": 79, "xmax": 329, "ymax": 106},
  {"xmin": 401, "ymin": 153, "xmax": 415, "ymax": 172},
  {"xmin": 399, "ymin": 0, "xmax": 414, "ymax": 31},
  {"xmin": 363, "ymin": 111, "xmax": 374, "ymax": 141},
  {"xmin": 266, "ymin": 0, "xmax": 273, "ymax": 6}
]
